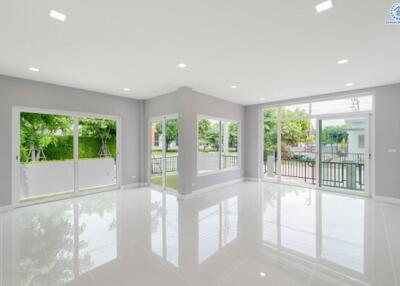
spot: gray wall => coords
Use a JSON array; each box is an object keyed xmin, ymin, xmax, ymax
[
  {"xmin": 0, "ymin": 75, "xmax": 142, "ymax": 207},
  {"xmin": 143, "ymin": 87, "xmax": 245, "ymax": 195},
  {"xmin": 244, "ymin": 83, "xmax": 400, "ymax": 199}
]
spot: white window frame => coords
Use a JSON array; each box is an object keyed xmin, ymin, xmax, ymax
[
  {"xmin": 197, "ymin": 115, "xmax": 241, "ymax": 176},
  {"xmin": 260, "ymin": 93, "xmax": 374, "ymax": 197},
  {"xmin": 12, "ymin": 106, "xmax": 122, "ymax": 208},
  {"xmin": 148, "ymin": 114, "xmax": 179, "ymax": 192}
]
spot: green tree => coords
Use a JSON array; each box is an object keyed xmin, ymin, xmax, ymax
[
  {"xmin": 228, "ymin": 123, "xmax": 238, "ymax": 149},
  {"xmin": 263, "ymin": 108, "xmax": 277, "ymax": 159},
  {"xmin": 155, "ymin": 119, "xmax": 179, "ymax": 152},
  {"xmin": 20, "ymin": 113, "xmax": 73, "ymax": 161},
  {"xmin": 79, "ymin": 118, "xmax": 116, "ymax": 158},
  {"xmin": 321, "ymin": 125, "xmax": 348, "ymax": 153}
]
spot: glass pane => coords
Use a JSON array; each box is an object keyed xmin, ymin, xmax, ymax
[
  {"xmin": 150, "ymin": 120, "xmax": 164, "ymax": 188},
  {"xmin": 280, "ymin": 118, "xmax": 317, "ymax": 185},
  {"xmin": 165, "ymin": 118, "xmax": 179, "ymax": 190},
  {"xmin": 319, "ymin": 118, "xmax": 366, "ymax": 191},
  {"xmin": 312, "ymin": 96, "xmax": 372, "ymax": 115},
  {"xmin": 263, "ymin": 108, "xmax": 278, "ymax": 179},
  {"xmin": 221, "ymin": 121, "xmax": 239, "ymax": 169},
  {"xmin": 281, "ymin": 103, "xmax": 310, "ymax": 118},
  {"xmin": 78, "ymin": 117, "xmax": 117, "ymax": 191},
  {"xmin": 19, "ymin": 112, "xmax": 74, "ymax": 201},
  {"xmin": 198, "ymin": 118, "xmax": 220, "ymax": 174}
]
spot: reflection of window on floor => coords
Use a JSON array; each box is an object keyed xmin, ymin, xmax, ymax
[
  {"xmin": 198, "ymin": 197, "xmax": 238, "ymax": 264},
  {"xmin": 17, "ymin": 196, "xmax": 117, "ymax": 286},
  {"xmin": 321, "ymin": 193, "xmax": 365, "ymax": 273},
  {"xmin": 151, "ymin": 191, "xmax": 179, "ymax": 267},
  {"xmin": 262, "ymin": 188, "xmax": 366, "ymax": 275},
  {"xmin": 79, "ymin": 202, "xmax": 117, "ymax": 274},
  {"xmin": 281, "ymin": 190, "xmax": 316, "ymax": 258},
  {"xmin": 262, "ymin": 190, "xmax": 279, "ymax": 246}
]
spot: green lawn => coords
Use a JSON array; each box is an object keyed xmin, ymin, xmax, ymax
[
  {"xmin": 150, "ymin": 172, "xmax": 179, "ymax": 190},
  {"xmin": 151, "ymin": 150, "xmax": 178, "ymax": 157}
]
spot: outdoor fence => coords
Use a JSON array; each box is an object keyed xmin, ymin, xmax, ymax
[
  {"xmin": 222, "ymin": 155, "xmax": 239, "ymax": 169},
  {"xmin": 151, "ymin": 154, "xmax": 239, "ymax": 175},
  {"xmin": 264, "ymin": 152, "xmax": 365, "ymax": 191},
  {"xmin": 151, "ymin": 156, "xmax": 178, "ymax": 174}
]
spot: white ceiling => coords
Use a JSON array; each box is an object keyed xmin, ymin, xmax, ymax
[{"xmin": 0, "ymin": 0, "xmax": 399, "ymax": 105}]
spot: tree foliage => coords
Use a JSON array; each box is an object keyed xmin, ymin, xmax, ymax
[
  {"xmin": 20, "ymin": 113, "xmax": 116, "ymax": 162},
  {"xmin": 155, "ymin": 119, "xmax": 179, "ymax": 151}
]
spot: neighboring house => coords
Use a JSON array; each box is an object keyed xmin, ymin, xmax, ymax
[
  {"xmin": 150, "ymin": 127, "xmax": 178, "ymax": 150},
  {"xmin": 345, "ymin": 118, "xmax": 365, "ymax": 154}
]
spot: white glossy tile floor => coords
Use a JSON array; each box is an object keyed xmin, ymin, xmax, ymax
[{"xmin": 1, "ymin": 182, "xmax": 400, "ymax": 286}]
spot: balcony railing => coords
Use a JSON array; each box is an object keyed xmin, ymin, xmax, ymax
[
  {"xmin": 264, "ymin": 152, "xmax": 365, "ymax": 191},
  {"xmin": 151, "ymin": 154, "xmax": 239, "ymax": 175},
  {"xmin": 151, "ymin": 156, "xmax": 178, "ymax": 174}
]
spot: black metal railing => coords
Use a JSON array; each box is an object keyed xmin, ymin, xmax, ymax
[
  {"xmin": 151, "ymin": 156, "xmax": 178, "ymax": 174},
  {"xmin": 151, "ymin": 154, "xmax": 239, "ymax": 175},
  {"xmin": 263, "ymin": 152, "xmax": 365, "ymax": 191}
]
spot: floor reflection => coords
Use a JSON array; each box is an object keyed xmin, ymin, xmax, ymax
[
  {"xmin": 14, "ymin": 193, "xmax": 118, "ymax": 286},
  {"xmin": 262, "ymin": 185, "xmax": 366, "ymax": 276},
  {"xmin": 1, "ymin": 182, "xmax": 397, "ymax": 286},
  {"xmin": 198, "ymin": 196, "xmax": 238, "ymax": 264},
  {"xmin": 151, "ymin": 190, "xmax": 179, "ymax": 267}
]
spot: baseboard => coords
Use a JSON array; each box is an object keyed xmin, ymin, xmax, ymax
[
  {"xmin": 0, "ymin": 205, "xmax": 13, "ymax": 213},
  {"xmin": 374, "ymin": 195, "xmax": 400, "ymax": 205},
  {"xmin": 121, "ymin": 182, "xmax": 149, "ymax": 189},
  {"xmin": 244, "ymin": 177, "xmax": 262, "ymax": 182},
  {"xmin": 178, "ymin": 178, "xmax": 244, "ymax": 200}
]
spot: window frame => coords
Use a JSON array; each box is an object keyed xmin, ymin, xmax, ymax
[{"xmin": 197, "ymin": 115, "xmax": 241, "ymax": 176}]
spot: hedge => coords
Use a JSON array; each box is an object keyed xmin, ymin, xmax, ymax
[{"xmin": 21, "ymin": 136, "xmax": 116, "ymax": 162}]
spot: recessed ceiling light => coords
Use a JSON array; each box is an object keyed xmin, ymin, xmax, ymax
[
  {"xmin": 177, "ymin": 63, "xmax": 187, "ymax": 69},
  {"xmin": 260, "ymin": 272, "xmax": 266, "ymax": 277},
  {"xmin": 231, "ymin": 85, "xmax": 238, "ymax": 89},
  {"xmin": 49, "ymin": 10, "xmax": 66, "ymax": 22},
  {"xmin": 123, "ymin": 88, "xmax": 131, "ymax": 92},
  {"xmin": 29, "ymin": 67, "xmax": 40, "ymax": 72},
  {"xmin": 337, "ymin": 59, "xmax": 349, "ymax": 65},
  {"xmin": 259, "ymin": 97, "xmax": 266, "ymax": 101},
  {"xmin": 315, "ymin": 0, "xmax": 333, "ymax": 13},
  {"xmin": 346, "ymin": 82, "xmax": 355, "ymax": 87}
]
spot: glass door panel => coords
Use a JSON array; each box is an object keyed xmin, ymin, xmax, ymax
[
  {"xmin": 78, "ymin": 117, "xmax": 117, "ymax": 191},
  {"xmin": 19, "ymin": 112, "xmax": 74, "ymax": 201},
  {"xmin": 150, "ymin": 120, "xmax": 164, "ymax": 188},
  {"xmin": 263, "ymin": 108, "xmax": 278, "ymax": 179},
  {"xmin": 280, "ymin": 118, "xmax": 317, "ymax": 186},
  {"xmin": 165, "ymin": 118, "xmax": 179, "ymax": 191},
  {"xmin": 319, "ymin": 117, "xmax": 366, "ymax": 192},
  {"xmin": 198, "ymin": 118, "xmax": 220, "ymax": 174}
]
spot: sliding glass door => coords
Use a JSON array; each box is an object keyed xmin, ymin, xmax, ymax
[
  {"xmin": 14, "ymin": 108, "xmax": 120, "ymax": 203},
  {"xmin": 319, "ymin": 117, "xmax": 368, "ymax": 192},
  {"xmin": 78, "ymin": 117, "xmax": 117, "ymax": 191},
  {"xmin": 18, "ymin": 112, "xmax": 75, "ymax": 201},
  {"xmin": 262, "ymin": 95, "xmax": 372, "ymax": 196},
  {"xmin": 149, "ymin": 116, "xmax": 179, "ymax": 191}
]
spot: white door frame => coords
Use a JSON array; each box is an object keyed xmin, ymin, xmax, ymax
[
  {"xmin": 317, "ymin": 114, "xmax": 371, "ymax": 197},
  {"xmin": 148, "ymin": 114, "xmax": 179, "ymax": 192},
  {"xmin": 260, "ymin": 105, "xmax": 372, "ymax": 197},
  {"xmin": 12, "ymin": 106, "xmax": 122, "ymax": 207}
]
